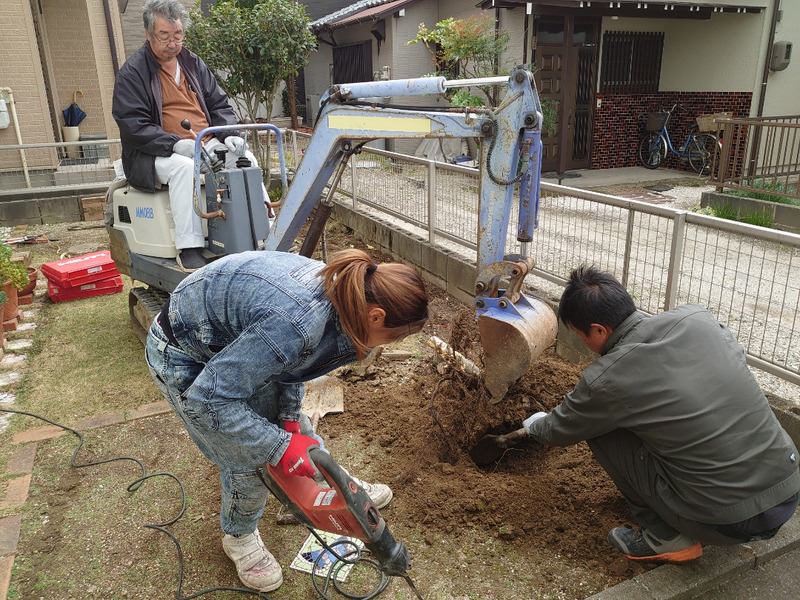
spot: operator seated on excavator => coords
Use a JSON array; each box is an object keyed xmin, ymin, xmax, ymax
[{"xmin": 112, "ymin": 0, "xmax": 268, "ymax": 273}]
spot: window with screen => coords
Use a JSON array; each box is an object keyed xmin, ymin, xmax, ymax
[{"xmin": 600, "ymin": 31, "xmax": 663, "ymax": 94}]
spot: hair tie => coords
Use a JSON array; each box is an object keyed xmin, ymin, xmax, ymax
[{"xmin": 366, "ymin": 263, "xmax": 378, "ymax": 274}]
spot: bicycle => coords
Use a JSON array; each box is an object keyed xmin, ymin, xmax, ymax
[{"xmin": 638, "ymin": 103, "xmax": 720, "ymax": 175}]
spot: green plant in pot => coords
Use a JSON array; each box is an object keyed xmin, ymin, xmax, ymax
[{"xmin": 0, "ymin": 241, "xmax": 29, "ymax": 291}]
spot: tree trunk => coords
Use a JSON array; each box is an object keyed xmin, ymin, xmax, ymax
[{"xmin": 287, "ymin": 75, "xmax": 299, "ymax": 130}]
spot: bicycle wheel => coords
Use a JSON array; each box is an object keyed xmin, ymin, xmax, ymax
[
  {"xmin": 688, "ymin": 133, "xmax": 719, "ymax": 175},
  {"xmin": 638, "ymin": 132, "xmax": 666, "ymax": 169}
]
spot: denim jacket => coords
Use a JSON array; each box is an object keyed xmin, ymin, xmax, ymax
[{"xmin": 163, "ymin": 251, "xmax": 356, "ymax": 444}]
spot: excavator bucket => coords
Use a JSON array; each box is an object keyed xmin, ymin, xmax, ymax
[{"xmin": 477, "ymin": 294, "xmax": 558, "ymax": 402}]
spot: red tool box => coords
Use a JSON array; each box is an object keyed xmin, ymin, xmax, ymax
[
  {"xmin": 41, "ymin": 250, "xmax": 120, "ymax": 288},
  {"xmin": 47, "ymin": 275, "xmax": 124, "ymax": 303}
]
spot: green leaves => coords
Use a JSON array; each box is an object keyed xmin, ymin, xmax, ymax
[
  {"xmin": 406, "ymin": 12, "xmax": 510, "ymax": 106},
  {"xmin": 185, "ymin": 0, "xmax": 316, "ymax": 123}
]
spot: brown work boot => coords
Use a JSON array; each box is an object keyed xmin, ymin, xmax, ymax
[{"xmin": 222, "ymin": 530, "xmax": 283, "ymax": 592}]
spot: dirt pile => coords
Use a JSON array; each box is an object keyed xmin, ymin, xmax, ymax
[{"xmin": 328, "ymin": 287, "xmax": 638, "ymax": 582}]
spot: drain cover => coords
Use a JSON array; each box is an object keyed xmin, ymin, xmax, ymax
[{"xmin": 644, "ymin": 185, "xmax": 673, "ymax": 192}]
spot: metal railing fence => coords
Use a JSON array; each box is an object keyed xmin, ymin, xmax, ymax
[
  {"xmin": 1, "ymin": 133, "xmax": 797, "ymax": 386},
  {"xmin": 0, "ymin": 139, "xmax": 121, "ymax": 193},
  {"xmin": 711, "ymin": 116, "xmax": 800, "ymax": 202},
  {"xmin": 318, "ymin": 140, "xmax": 799, "ymax": 387}
]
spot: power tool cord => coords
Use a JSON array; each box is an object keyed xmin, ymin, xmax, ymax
[
  {"xmin": 303, "ymin": 529, "xmax": 390, "ymax": 600},
  {"xmin": 0, "ymin": 407, "xmax": 269, "ymax": 599}
]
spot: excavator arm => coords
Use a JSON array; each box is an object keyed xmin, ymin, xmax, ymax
[{"xmin": 266, "ymin": 68, "xmax": 557, "ymax": 400}]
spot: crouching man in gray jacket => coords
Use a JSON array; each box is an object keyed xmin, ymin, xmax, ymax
[{"xmin": 523, "ymin": 266, "xmax": 799, "ymax": 563}]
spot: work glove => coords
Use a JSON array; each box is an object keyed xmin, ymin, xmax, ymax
[
  {"xmin": 523, "ymin": 411, "xmax": 547, "ymax": 435},
  {"xmin": 278, "ymin": 433, "xmax": 320, "ymax": 479},
  {"xmin": 282, "ymin": 419, "xmax": 301, "ymax": 434},
  {"xmin": 224, "ymin": 135, "xmax": 248, "ymax": 157},
  {"xmin": 173, "ymin": 138, "xmax": 195, "ymax": 158}
]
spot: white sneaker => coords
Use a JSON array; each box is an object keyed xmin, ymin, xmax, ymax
[
  {"xmin": 350, "ymin": 476, "xmax": 393, "ymax": 509},
  {"xmin": 222, "ymin": 530, "xmax": 283, "ymax": 592}
]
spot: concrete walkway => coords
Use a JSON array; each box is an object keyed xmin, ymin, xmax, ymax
[{"xmin": 542, "ymin": 166, "xmax": 707, "ymax": 188}]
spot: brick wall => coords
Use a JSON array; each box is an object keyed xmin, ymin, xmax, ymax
[{"xmin": 591, "ymin": 91, "xmax": 753, "ymax": 170}]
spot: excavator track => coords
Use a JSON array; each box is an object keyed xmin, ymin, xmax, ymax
[{"xmin": 129, "ymin": 286, "xmax": 170, "ymax": 345}]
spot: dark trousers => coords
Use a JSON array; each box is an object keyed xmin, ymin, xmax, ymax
[{"xmin": 587, "ymin": 429, "xmax": 796, "ymax": 546}]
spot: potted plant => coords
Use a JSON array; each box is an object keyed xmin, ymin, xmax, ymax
[
  {"xmin": 18, "ymin": 265, "xmax": 39, "ymax": 300},
  {"xmin": 0, "ymin": 241, "xmax": 29, "ymax": 323}
]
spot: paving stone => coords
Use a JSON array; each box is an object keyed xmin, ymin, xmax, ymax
[
  {"xmin": 77, "ymin": 411, "xmax": 126, "ymax": 430},
  {"xmin": 0, "ymin": 514, "xmax": 22, "ymax": 555},
  {"xmin": 7, "ymin": 445, "xmax": 36, "ymax": 474},
  {"xmin": 0, "ymin": 475, "xmax": 31, "ymax": 510},
  {"xmin": 0, "ymin": 555, "xmax": 13, "ymax": 600},
  {"xmin": 5, "ymin": 339, "xmax": 32, "ymax": 351},
  {"xmin": 13, "ymin": 425, "xmax": 65, "ymax": 444},
  {"xmin": 0, "ymin": 354, "xmax": 25, "ymax": 367},
  {"xmin": 0, "ymin": 391, "xmax": 14, "ymax": 404},
  {"xmin": 0, "ymin": 372, "xmax": 21, "ymax": 387},
  {"xmin": 127, "ymin": 400, "xmax": 171, "ymax": 420}
]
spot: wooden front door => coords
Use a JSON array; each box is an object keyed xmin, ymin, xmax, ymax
[{"xmin": 534, "ymin": 16, "xmax": 599, "ymax": 174}]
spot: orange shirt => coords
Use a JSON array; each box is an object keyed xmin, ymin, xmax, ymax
[{"xmin": 159, "ymin": 68, "xmax": 210, "ymax": 139}]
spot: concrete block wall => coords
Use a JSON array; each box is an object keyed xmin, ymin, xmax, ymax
[{"xmin": 701, "ymin": 191, "xmax": 800, "ymax": 234}]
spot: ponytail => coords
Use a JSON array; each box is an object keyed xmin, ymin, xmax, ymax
[{"xmin": 320, "ymin": 249, "xmax": 429, "ymax": 360}]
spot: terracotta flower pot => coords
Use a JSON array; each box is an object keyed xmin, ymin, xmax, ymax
[
  {"xmin": 2, "ymin": 279, "xmax": 19, "ymax": 322},
  {"xmin": 19, "ymin": 266, "xmax": 38, "ymax": 296}
]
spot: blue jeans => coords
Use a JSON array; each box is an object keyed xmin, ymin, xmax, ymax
[{"xmin": 145, "ymin": 320, "xmax": 323, "ymax": 536}]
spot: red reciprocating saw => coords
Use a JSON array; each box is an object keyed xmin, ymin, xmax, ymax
[{"xmin": 259, "ymin": 447, "xmax": 414, "ymax": 580}]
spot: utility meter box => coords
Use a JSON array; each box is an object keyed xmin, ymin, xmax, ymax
[{"xmin": 771, "ymin": 41, "xmax": 792, "ymax": 72}]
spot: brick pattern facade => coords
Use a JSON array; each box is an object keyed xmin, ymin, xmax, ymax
[
  {"xmin": 0, "ymin": 0, "xmax": 124, "ymax": 172},
  {"xmin": 591, "ymin": 91, "xmax": 753, "ymax": 170}
]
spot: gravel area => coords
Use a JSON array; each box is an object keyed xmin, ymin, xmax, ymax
[{"xmin": 587, "ymin": 181, "xmax": 800, "ymax": 407}]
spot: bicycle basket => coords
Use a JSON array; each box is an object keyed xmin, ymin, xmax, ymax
[
  {"xmin": 696, "ymin": 112, "xmax": 732, "ymax": 132},
  {"xmin": 646, "ymin": 112, "xmax": 669, "ymax": 131}
]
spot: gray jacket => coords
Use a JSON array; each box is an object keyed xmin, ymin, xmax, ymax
[{"xmin": 528, "ymin": 304, "xmax": 800, "ymax": 524}]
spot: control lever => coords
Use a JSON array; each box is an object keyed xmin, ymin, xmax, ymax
[{"xmin": 180, "ymin": 119, "xmax": 223, "ymax": 172}]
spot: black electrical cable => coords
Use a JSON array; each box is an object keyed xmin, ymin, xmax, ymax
[
  {"xmin": 0, "ymin": 407, "xmax": 269, "ymax": 599},
  {"xmin": 305, "ymin": 530, "xmax": 390, "ymax": 600},
  {"xmin": 254, "ymin": 466, "xmax": 395, "ymax": 600}
]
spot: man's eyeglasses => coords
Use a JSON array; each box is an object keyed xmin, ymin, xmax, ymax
[{"xmin": 152, "ymin": 32, "xmax": 184, "ymax": 45}]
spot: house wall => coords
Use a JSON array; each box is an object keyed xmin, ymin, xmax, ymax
[
  {"xmin": 761, "ymin": 0, "xmax": 800, "ymax": 117},
  {"xmin": 601, "ymin": 14, "xmax": 763, "ymax": 93},
  {"xmin": 42, "ymin": 0, "xmax": 124, "ymax": 139},
  {"xmin": 0, "ymin": 0, "xmax": 123, "ymax": 173},
  {"xmin": 0, "ymin": 0, "xmax": 54, "ymax": 170}
]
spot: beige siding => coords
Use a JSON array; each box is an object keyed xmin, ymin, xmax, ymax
[
  {"xmin": 761, "ymin": 0, "xmax": 800, "ymax": 117},
  {"xmin": 0, "ymin": 0, "xmax": 55, "ymax": 169},
  {"xmin": 0, "ymin": 0, "xmax": 124, "ymax": 172}
]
